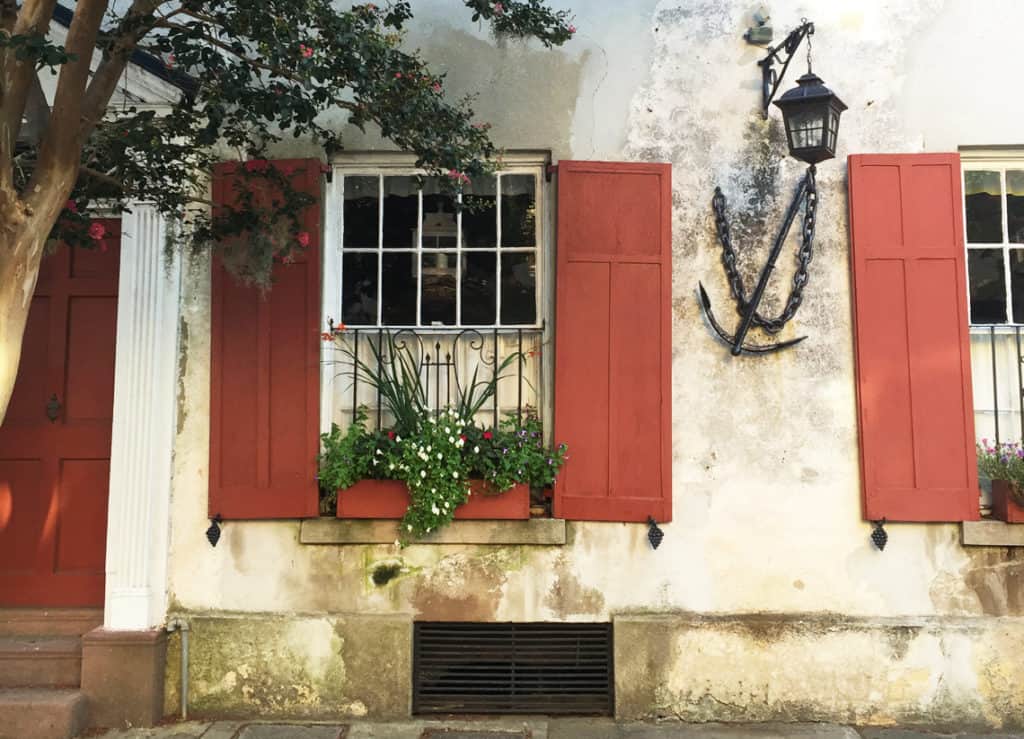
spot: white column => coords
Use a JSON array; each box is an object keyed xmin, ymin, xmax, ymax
[{"xmin": 104, "ymin": 203, "xmax": 181, "ymax": 631}]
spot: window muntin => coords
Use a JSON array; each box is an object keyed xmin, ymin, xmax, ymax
[{"xmin": 335, "ymin": 170, "xmax": 540, "ymax": 329}]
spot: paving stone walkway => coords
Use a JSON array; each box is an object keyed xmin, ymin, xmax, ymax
[{"xmin": 86, "ymin": 719, "xmax": 1024, "ymax": 739}]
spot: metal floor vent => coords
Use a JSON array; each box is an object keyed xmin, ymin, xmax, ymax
[{"xmin": 413, "ymin": 622, "xmax": 613, "ymax": 716}]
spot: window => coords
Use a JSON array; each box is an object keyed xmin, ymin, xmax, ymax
[
  {"xmin": 320, "ymin": 153, "xmax": 551, "ymax": 435},
  {"xmin": 963, "ymin": 152, "xmax": 1024, "ymax": 450}
]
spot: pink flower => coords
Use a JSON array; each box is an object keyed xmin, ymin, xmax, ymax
[
  {"xmin": 244, "ymin": 159, "xmax": 268, "ymax": 173},
  {"xmin": 299, "ymin": 44, "xmax": 313, "ymax": 58},
  {"xmin": 166, "ymin": 53, "xmax": 175, "ymax": 68},
  {"xmin": 394, "ymin": 72, "xmax": 402, "ymax": 79},
  {"xmin": 494, "ymin": 2, "xmax": 504, "ymax": 15},
  {"xmin": 568, "ymin": 24, "xmax": 576, "ymax": 34},
  {"xmin": 88, "ymin": 222, "xmax": 106, "ymax": 241},
  {"xmin": 431, "ymin": 81, "xmax": 442, "ymax": 93},
  {"xmin": 64, "ymin": 200, "xmax": 77, "ymax": 213},
  {"xmin": 483, "ymin": 431, "xmax": 493, "ymax": 440},
  {"xmin": 296, "ymin": 231, "xmax": 311, "ymax": 248}
]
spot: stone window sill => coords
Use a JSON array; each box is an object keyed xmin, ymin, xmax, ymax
[
  {"xmin": 961, "ymin": 520, "xmax": 1024, "ymax": 546},
  {"xmin": 300, "ymin": 517, "xmax": 567, "ymax": 545}
]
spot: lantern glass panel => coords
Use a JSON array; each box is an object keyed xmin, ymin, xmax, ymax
[{"xmin": 786, "ymin": 108, "xmax": 826, "ymax": 152}]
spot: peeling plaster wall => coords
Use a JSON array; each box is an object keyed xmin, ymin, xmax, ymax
[{"xmin": 165, "ymin": 0, "xmax": 1024, "ymax": 725}]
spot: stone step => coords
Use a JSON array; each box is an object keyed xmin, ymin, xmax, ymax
[
  {"xmin": 0, "ymin": 637, "xmax": 82, "ymax": 688},
  {"xmin": 0, "ymin": 688, "xmax": 87, "ymax": 739},
  {"xmin": 0, "ymin": 609, "xmax": 102, "ymax": 638}
]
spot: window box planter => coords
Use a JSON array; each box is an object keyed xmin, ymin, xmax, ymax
[
  {"xmin": 336, "ymin": 479, "xmax": 530, "ymax": 520},
  {"xmin": 991, "ymin": 479, "xmax": 1024, "ymax": 524}
]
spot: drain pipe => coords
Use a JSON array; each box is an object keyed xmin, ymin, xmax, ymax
[{"xmin": 166, "ymin": 617, "xmax": 190, "ymax": 720}]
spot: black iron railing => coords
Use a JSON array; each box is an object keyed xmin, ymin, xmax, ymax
[
  {"xmin": 324, "ymin": 327, "xmax": 543, "ymax": 431},
  {"xmin": 971, "ymin": 325, "xmax": 1024, "ymax": 448}
]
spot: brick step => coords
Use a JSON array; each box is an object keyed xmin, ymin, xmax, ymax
[
  {"xmin": 0, "ymin": 637, "xmax": 82, "ymax": 688},
  {"xmin": 0, "ymin": 688, "xmax": 87, "ymax": 739},
  {"xmin": 0, "ymin": 609, "xmax": 102, "ymax": 638}
]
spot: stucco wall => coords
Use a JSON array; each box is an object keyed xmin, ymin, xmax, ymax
[{"xmin": 165, "ymin": 0, "xmax": 1024, "ymax": 725}]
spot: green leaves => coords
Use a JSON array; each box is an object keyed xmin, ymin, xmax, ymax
[{"xmin": 0, "ymin": 32, "xmax": 76, "ymax": 71}]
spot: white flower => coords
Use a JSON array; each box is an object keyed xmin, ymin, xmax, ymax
[
  {"xmin": 437, "ymin": 453, "xmax": 443, "ymax": 460},
  {"xmin": 393, "ymin": 539, "xmax": 401, "ymax": 547},
  {"xmin": 375, "ymin": 449, "xmax": 383, "ymax": 455},
  {"xmin": 396, "ymin": 435, "xmax": 402, "ymax": 442},
  {"xmin": 420, "ymin": 470, "xmax": 427, "ymax": 478},
  {"xmin": 406, "ymin": 524, "xmax": 412, "ymax": 531},
  {"xmin": 445, "ymin": 427, "xmax": 451, "ymax": 434},
  {"xmin": 426, "ymin": 445, "xmax": 432, "ymax": 452},
  {"xmin": 474, "ymin": 446, "xmax": 480, "ymax": 454},
  {"xmin": 431, "ymin": 504, "xmax": 440, "ymax": 515},
  {"xmin": 452, "ymin": 471, "xmax": 459, "ymax": 479},
  {"xmin": 389, "ymin": 463, "xmax": 395, "ymax": 471},
  {"xmin": 448, "ymin": 436, "xmax": 455, "ymax": 444},
  {"xmin": 372, "ymin": 458, "xmax": 379, "ymax": 466}
]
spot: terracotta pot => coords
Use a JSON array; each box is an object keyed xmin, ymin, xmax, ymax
[
  {"xmin": 337, "ymin": 478, "xmax": 530, "ymax": 520},
  {"xmin": 991, "ymin": 479, "xmax": 1024, "ymax": 523}
]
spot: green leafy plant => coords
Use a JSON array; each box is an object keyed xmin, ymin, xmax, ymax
[
  {"xmin": 977, "ymin": 439, "xmax": 1024, "ymax": 505},
  {"xmin": 318, "ymin": 406, "xmax": 568, "ymax": 543}
]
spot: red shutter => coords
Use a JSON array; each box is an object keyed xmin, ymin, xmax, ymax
[
  {"xmin": 552, "ymin": 161, "xmax": 672, "ymax": 522},
  {"xmin": 209, "ymin": 159, "xmax": 321, "ymax": 519},
  {"xmin": 848, "ymin": 153, "xmax": 979, "ymax": 522}
]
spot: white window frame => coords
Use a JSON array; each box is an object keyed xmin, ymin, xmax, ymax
[
  {"xmin": 319, "ymin": 151, "xmax": 554, "ymax": 436},
  {"xmin": 961, "ymin": 149, "xmax": 1024, "ymax": 326}
]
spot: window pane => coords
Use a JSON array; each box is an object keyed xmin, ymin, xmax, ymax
[
  {"xmin": 463, "ymin": 176, "xmax": 497, "ymax": 248},
  {"xmin": 342, "ymin": 253, "xmax": 378, "ymax": 324},
  {"xmin": 343, "ymin": 176, "xmax": 378, "ymax": 249},
  {"xmin": 968, "ymin": 249, "xmax": 1007, "ymax": 324},
  {"xmin": 502, "ymin": 175, "xmax": 536, "ymax": 247},
  {"xmin": 381, "ymin": 252, "xmax": 417, "ymax": 325},
  {"xmin": 421, "ymin": 253, "xmax": 456, "ymax": 325},
  {"xmin": 965, "ymin": 170, "xmax": 1003, "ymax": 244},
  {"xmin": 501, "ymin": 252, "xmax": 536, "ymax": 324},
  {"xmin": 461, "ymin": 252, "xmax": 496, "ymax": 325},
  {"xmin": 1011, "ymin": 249, "xmax": 1024, "ymax": 324},
  {"xmin": 382, "ymin": 176, "xmax": 419, "ymax": 249},
  {"xmin": 1007, "ymin": 171, "xmax": 1024, "ymax": 244},
  {"xmin": 422, "ymin": 179, "xmax": 459, "ymax": 249},
  {"xmin": 786, "ymin": 110, "xmax": 825, "ymax": 150}
]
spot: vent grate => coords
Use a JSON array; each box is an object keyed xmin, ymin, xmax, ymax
[{"xmin": 413, "ymin": 622, "xmax": 613, "ymax": 716}]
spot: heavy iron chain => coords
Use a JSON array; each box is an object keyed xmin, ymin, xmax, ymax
[{"xmin": 711, "ymin": 165, "xmax": 818, "ymax": 335}]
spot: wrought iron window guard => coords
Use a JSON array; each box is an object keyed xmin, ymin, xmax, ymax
[{"xmin": 323, "ymin": 326, "xmax": 543, "ymax": 430}]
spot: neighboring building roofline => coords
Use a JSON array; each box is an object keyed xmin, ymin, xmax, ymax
[{"xmin": 52, "ymin": 3, "xmax": 198, "ymax": 97}]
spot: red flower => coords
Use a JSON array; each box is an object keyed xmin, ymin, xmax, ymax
[
  {"xmin": 388, "ymin": 431, "xmax": 396, "ymax": 440},
  {"xmin": 296, "ymin": 231, "xmax": 311, "ymax": 248},
  {"xmin": 332, "ymin": 322, "xmax": 347, "ymax": 333},
  {"xmin": 64, "ymin": 200, "xmax": 77, "ymax": 213},
  {"xmin": 431, "ymin": 81, "xmax": 442, "ymax": 93},
  {"xmin": 88, "ymin": 222, "xmax": 106, "ymax": 241},
  {"xmin": 483, "ymin": 431, "xmax": 493, "ymax": 440},
  {"xmin": 320, "ymin": 332, "xmax": 334, "ymax": 342},
  {"xmin": 460, "ymin": 434, "xmax": 467, "ymax": 442},
  {"xmin": 299, "ymin": 44, "xmax": 313, "ymax": 58}
]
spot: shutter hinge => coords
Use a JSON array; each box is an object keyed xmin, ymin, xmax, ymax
[{"xmin": 545, "ymin": 164, "xmax": 558, "ymax": 182}]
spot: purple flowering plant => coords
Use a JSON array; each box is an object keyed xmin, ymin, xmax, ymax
[{"xmin": 976, "ymin": 439, "xmax": 1024, "ymax": 504}]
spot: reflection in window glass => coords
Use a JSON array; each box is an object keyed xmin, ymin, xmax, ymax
[
  {"xmin": 342, "ymin": 253, "xmax": 378, "ymax": 324},
  {"xmin": 381, "ymin": 252, "xmax": 416, "ymax": 325},
  {"xmin": 382, "ymin": 176, "xmax": 419, "ymax": 249},
  {"xmin": 1010, "ymin": 249, "xmax": 1024, "ymax": 324},
  {"xmin": 502, "ymin": 175, "xmax": 536, "ymax": 247},
  {"xmin": 421, "ymin": 253, "xmax": 456, "ymax": 325},
  {"xmin": 501, "ymin": 253, "xmax": 536, "ymax": 324},
  {"xmin": 968, "ymin": 249, "xmax": 1007, "ymax": 324},
  {"xmin": 463, "ymin": 176, "xmax": 497, "ymax": 248},
  {"xmin": 343, "ymin": 176, "xmax": 378, "ymax": 249},
  {"xmin": 461, "ymin": 252, "xmax": 496, "ymax": 325},
  {"xmin": 422, "ymin": 179, "xmax": 459, "ymax": 249},
  {"xmin": 1007, "ymin": 171, "xmax": 1024, "ymax": 244},
  {"xmin": 965, "ymin": 171, "xmax": 1003, "ymax": 244}
]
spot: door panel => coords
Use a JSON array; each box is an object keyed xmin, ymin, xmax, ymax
[{"xmin": 0, "ymin": 223, "xmax": 120, "ymax": 606}]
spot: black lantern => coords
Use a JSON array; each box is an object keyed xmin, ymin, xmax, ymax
[{"xmin": 773, "ymin": 72, "xmax": 847, "ymax": 164}]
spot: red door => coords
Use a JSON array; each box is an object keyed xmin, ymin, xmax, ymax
[{"xmin": 0, "ymin": 222, "xmax": 120, "ymax": 606}]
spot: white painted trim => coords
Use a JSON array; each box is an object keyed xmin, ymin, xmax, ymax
[{"xmin": 104, "ymin": 204, "xmax": 181, "ymax": 631}]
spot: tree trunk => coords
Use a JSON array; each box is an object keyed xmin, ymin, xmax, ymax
[{"xmin": 0, "ymin": 218, "xmax": 48, "ymax": 425}]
